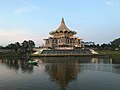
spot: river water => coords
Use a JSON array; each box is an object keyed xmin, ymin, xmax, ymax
[{"xmin": 0, "ymin": 56, "xmax": 120, "ymax": 90}]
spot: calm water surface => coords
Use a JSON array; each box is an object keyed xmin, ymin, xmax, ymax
[{"xmin": 0, "ymin": 57, "xmax": 120, "ymax": 90}]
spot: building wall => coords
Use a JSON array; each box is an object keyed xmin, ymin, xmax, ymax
[{"xmin": 44, "ymin": 36, "xmax": 82, "ymax": 48}]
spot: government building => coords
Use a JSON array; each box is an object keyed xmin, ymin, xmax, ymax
[
  {"xmin": 43, "ymin": 18, "xmax": 83, "ymax": 49},
  {"xmin": 33, "ymin": 18, "xmax": 98, "ymax": 56}
]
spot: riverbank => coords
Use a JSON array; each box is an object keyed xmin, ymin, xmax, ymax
[
  {"xmin": 30, "ymin": 54, "xmax": 100, "ymax": 57},
  {"xmin": 97, "ymin": 50, "xmax": 120, "ymax": 58},
  {"xmin": 1, "ymin": 50, "xmax": 120, "ymax": 58},
  {"xmin": 0, "ymin": 51, "xmax": 29, "ymax": 58}
]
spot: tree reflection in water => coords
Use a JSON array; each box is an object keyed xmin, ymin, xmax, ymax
[
  {"xmin": 0, "ymin": 58, "xmax": 36, "ymax": 74},
  {"xmin": 0, "ymin": 56, "xmax": 120, "ymax": 90}
]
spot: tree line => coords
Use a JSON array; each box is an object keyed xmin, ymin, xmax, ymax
[
  {"xmin": 3, "ymin": 40, "xmax": 35, "ymax": 54},
  {"xmin": 0, "ymin": 38, "xmax": 120, "ymax": 52},
  {"xmin": 84, "ymin": 38, "xmax": 120, "ymax": 51}
]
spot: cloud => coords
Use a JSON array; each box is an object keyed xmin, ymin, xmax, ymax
[
  {"xmin": 14, "ymin": 1, "xmax": 40, "ymax": 15},
  {"xmin": 106, "ymin": 1, "xmax": 113, "ymax": 6},
  {"xmin": 105, "ymin": 0, "xmax": 119, "ymax": 7}
]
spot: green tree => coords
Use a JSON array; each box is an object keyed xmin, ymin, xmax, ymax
[
  {"xmin": 21, "ymin": 40, "xmax": 35, "ymax": 53},
  {"xmin": 21, "ymin": 40, "xmax": 29, "ymax": 53},
  {"xmin": 111, "ymin": 38, "xmax": 120, "ymax": 50},
  {"xmin": 6, "ymin": 43, "xmax": 16, "ymax": 51},
  {"xmin": 28, "ymin": 40, "xmax": 35, "ymax": 52},
  {"xmin": 15, "ymin": 42, "xmax": 21, "ymax": 52}
]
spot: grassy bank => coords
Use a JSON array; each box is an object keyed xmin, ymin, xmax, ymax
[
  {"xmin": 0, "ymin": 51, "xmax": 29, "ymax": 58},
  {"xmin": 97, "ymin": 50, "xmax": 120, "ymax": 58}
]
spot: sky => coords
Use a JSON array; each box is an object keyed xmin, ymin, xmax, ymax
[{"xmin": 0, "ymin": 0, "xmax": 120, "ymax": 46}]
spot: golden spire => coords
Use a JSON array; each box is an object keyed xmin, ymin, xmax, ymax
[{"xmin": 56, "ymin": 18, "xmax": 70, "ymax": 32}]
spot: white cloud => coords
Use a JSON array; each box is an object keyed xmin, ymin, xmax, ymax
[
  {"xmin": 106, "ymin": 1, "xmax": 113, "ymax": 6},
  {"xmin": 105, "ymin": 0, "xmax": 120, "ymax": 7},
  {"xmin": 14, "ymin": 1, "xmax": 41, "ymax": 15}
]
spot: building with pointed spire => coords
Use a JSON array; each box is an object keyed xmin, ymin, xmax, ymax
[
  {"xmin": 32, "ymin": 18, "xmax": 99, "ymax": 56},
  {"xmin": 44, "ymin": 18, "xmax": 83, "ymax": 49}
]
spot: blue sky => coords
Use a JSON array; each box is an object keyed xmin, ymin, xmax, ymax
[{"xmin": 0, "ymin": 0, "xmax": 120, "ymax": 46}]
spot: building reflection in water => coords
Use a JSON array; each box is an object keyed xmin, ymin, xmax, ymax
[
  {"xmin": 88, "ymin": 58, "xmax": 113, "ymax": 72},
  {"xmin": 111, "ymin": 57, "xmax": 120, "ymax": 74},
  {"xmin": 40, "ymin": 57, "xmax": 120, "ymax": 90},
  {"xmin": 40, "ymin": 57, "xmax": 80, "ymax": 90},
  {"xmin": 0, "ymin": 57, "xmax": 120, "ymax": 90},
  {"xmin": 91, "ymin": 57, "xmax": 113, "ymax": 64}
]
